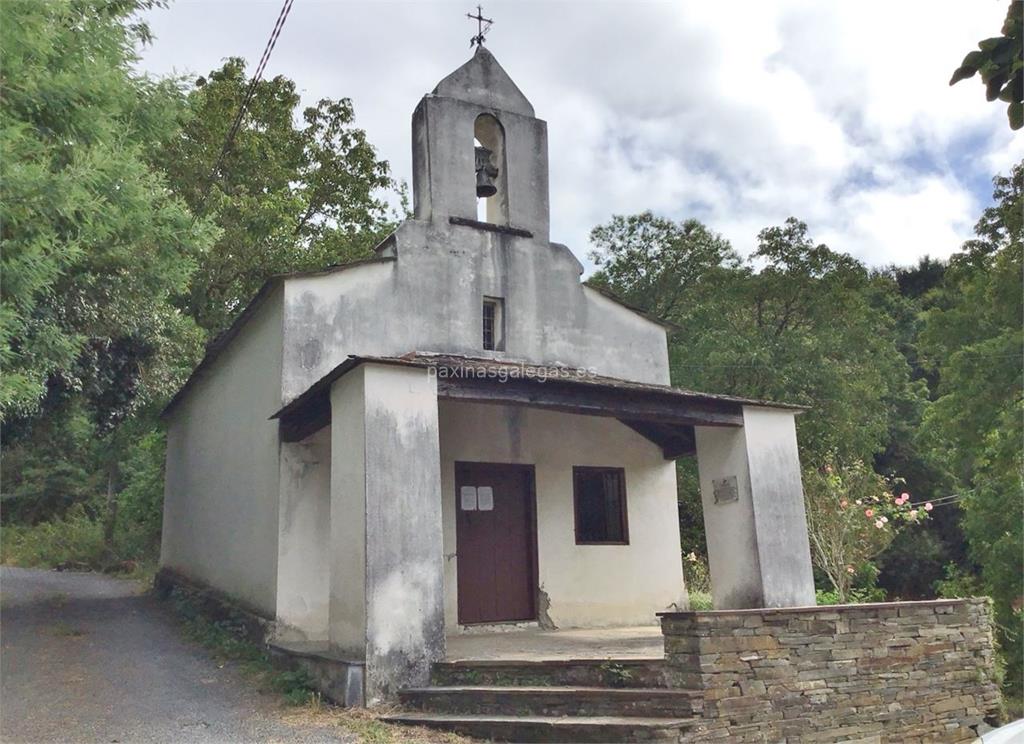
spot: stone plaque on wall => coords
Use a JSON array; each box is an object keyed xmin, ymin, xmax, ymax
[{"xmin": 713, "ymin": 476, "xmax": 739, "ymax": 504}]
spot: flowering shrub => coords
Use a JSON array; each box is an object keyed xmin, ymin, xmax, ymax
[{"xmin": 803, "ymin": 458, "xmax": 928, "ymax": 603}]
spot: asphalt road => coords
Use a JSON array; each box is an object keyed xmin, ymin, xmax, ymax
[{"xmin": 0, "ymin": 567, "xmax": 354, "ymax": 744}]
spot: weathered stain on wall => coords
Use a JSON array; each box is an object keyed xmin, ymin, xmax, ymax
[{"xmin": 359, "ymin": 365, "xmax": 445, "ymax": 704}]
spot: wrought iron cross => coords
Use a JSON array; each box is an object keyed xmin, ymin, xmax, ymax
[{"xmin": 466, "ymin": 5, "xmax": 493, "ymax": 47}]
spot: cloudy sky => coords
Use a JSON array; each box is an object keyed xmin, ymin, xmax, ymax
[{"xmin": 138, "ymin": 0, "xmax": 1021, "ymax": 271}]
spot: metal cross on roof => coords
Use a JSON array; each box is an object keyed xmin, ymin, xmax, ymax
[{"xmin": 466, "ymin": 4, "xmax": 493, "ymax": 47}]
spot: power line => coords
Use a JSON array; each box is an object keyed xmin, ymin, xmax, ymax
[
  {"xmin": 193, "ymin": 0, "xmax": 296, "ymax": 219},
  {"xmin": 668, "ymin": 351, "xmax": 1021, "ymax": 372},
  {"xmin": 909, "ymin": 494, "xmax": 965, "ymax": 510}
]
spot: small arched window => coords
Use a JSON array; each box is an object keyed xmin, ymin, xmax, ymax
[{"xmin": 473, "ymin": 114, "xmax": 508, "ymax": 225}]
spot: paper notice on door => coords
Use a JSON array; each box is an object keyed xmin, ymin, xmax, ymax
[
  {"xmin": 477, "ymin": 486, "xmax": 494, "ymax": 511},
  {"xmin": 460, "ymin": 486, "xmax": 477, "ymax": 511}
]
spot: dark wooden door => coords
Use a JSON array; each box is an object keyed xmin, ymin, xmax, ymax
[{"xmin": 455, "ymin": 462, "xmax": 537, "ymax": 625}]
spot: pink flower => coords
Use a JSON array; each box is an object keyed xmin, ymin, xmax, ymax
[
  {"xmin": 924, "ymin": 502, "xmax": 933, "ymax": 512},
  {"xmin": 875, "ymin": 520, "xmax": 884, "ymax": 529},
  {"xmin": 865, "ymin": 508, "xmax": 875, "ymax": 517},
  {"xmin": 895, "ymin": 495, "xmax": 907, "ymax": 506},
  {"xmin": 840, "ymin": 500, "xmax": 848, "ymax": 508},
  {"xmin": 900, "ymin": 492, "xmax": 910, "ymax": 501}
]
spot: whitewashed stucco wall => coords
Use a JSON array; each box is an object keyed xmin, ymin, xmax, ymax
[
  {"xmin": 160, "ymin": 287, "xmax": 285, "ymax": 616},
  {"xmin": 280, "ymin": 219, "xmax": 670, "ymax": 405},
  {"xmin": 438, "ymin": 399, "xmax": 686, "ymax": 630}
]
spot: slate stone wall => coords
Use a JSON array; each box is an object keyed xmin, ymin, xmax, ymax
[{"xmin": 661, "ymin": 598, "xmax": 1001, "ymax": 742}]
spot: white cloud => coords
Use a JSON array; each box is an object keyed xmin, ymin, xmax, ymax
[
  {"xmin": 821, "ymin": 175, "xmax": 978, "ymax": 266},
  {"xmin": 137, "ymin": 0, "xmax": 1018, "ymax": 271}
]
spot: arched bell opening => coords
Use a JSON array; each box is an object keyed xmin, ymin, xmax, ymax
[{"xmin": 473, "ymin": 114, "xmax": 508, "ymax": 225}]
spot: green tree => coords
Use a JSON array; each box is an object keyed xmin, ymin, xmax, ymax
[
  {"xmin": 872, "ymin": 258, "xmax": 967, "ymax": 601},
  {"xmin": 0, "ymin": 0, "xmax": 214, "ymax": 420},
  {"xmin": 1, "ymin": 7, "xmax": 403, "ymax": 569},
  {"xmin": 591, "ymin": 215, "xmax": 914, "ymax": 464},
  {"xmin": 918, "ymin": 162, "xmax": 1024, "ymax": 700},
  {"xmin": 0, "ymin": 399, "xmax": 99, "ymax": 524},
  {"xmin": 893, "ymin": 256, "xmax": 947, "ymax": 301},
  {"xmin": 711, "ymin": 219, "xmax": 913, "ymax": 462},
  {"xmin": 0, "ymin": 0, "xmax": 220, "ymax": 567},
  {"xmin": 588, "ymin": 212, "xmax": 740, "ymax": 321},
  {"xmin": 156, "ymin": 59, "xmax": 401, "ymax": 334},
  {"xmin": 950, "ymin": 1, "xmax": 1023, "ymax": 130}
]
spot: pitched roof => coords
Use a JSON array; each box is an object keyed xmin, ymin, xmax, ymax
[
  {"xmin": 159, "ymin": 257, "xmax": 396, "ymax": 419},
  {"xmin": 583, "ymin": 282, "xmax": 679, "ymax": 332},
  {"xmin": 432, "ymin": 45, "xmax": 535, "ymax": 117},
  {"xmin": 271, "ymin": 351, "xmax": 808, "ymax": 426}
]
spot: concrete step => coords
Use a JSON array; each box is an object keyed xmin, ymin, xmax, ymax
[
  {"xmin": 399, "ymin": 684, "xmax": 702, "ymax": 718},
  {"xmin": 379, "ymin": 712, "xmax": 693, "ymax": 742},
  {"xmin": 432, "ymin": 658, "xmax": 671, "ymax": 688}
]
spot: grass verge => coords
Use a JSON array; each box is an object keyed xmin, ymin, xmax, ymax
[{"xmin": 167, "ymin": 587, "xmax": 470, "ymax": 743}]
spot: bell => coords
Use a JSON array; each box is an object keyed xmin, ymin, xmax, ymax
[{"xmin": 475, "ymin": 145, "xmax": 499, "ymax": 198}]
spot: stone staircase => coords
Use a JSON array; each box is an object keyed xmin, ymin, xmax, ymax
[{"xmin": 381, "ymin": 658, "xmax": 701, "ymax": 742}]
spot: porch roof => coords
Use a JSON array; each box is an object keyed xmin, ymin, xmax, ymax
[{"xmin": 271, "ymin": 353, "xmax": 807, "ymax": 456}]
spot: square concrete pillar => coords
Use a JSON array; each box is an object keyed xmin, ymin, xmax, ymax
[
  {"xmin": 329, "ymin": 364, "xmax": 445, "ymax": 704},
  {"xmin": 694, "ymin": 406, "xmax": 816, "ymax": 609}
]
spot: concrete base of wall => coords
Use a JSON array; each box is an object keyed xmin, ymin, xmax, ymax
[
  {"xmin": 660, "ymin": 598, "xmax": 1002, "ymax": 743},
  {"xmin": 154, "ymin": 568, "xmax": 366, "ymax": 707},
  {"xmin": 154, "ymin": 567, "xmax": 275, "ymax": 645},
  {"xmin": 267, "ymin": 640, "xmax": 365, "ymax": 707}
]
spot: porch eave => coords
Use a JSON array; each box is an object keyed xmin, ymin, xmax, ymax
[{"xmin": 270, "ymin": 353, "xmax": 806, "ymax": 452}]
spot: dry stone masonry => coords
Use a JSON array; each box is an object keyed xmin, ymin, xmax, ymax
[{"xmin": 661, "ymin": 598, "xmax": 1000, "ymax": 742}]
